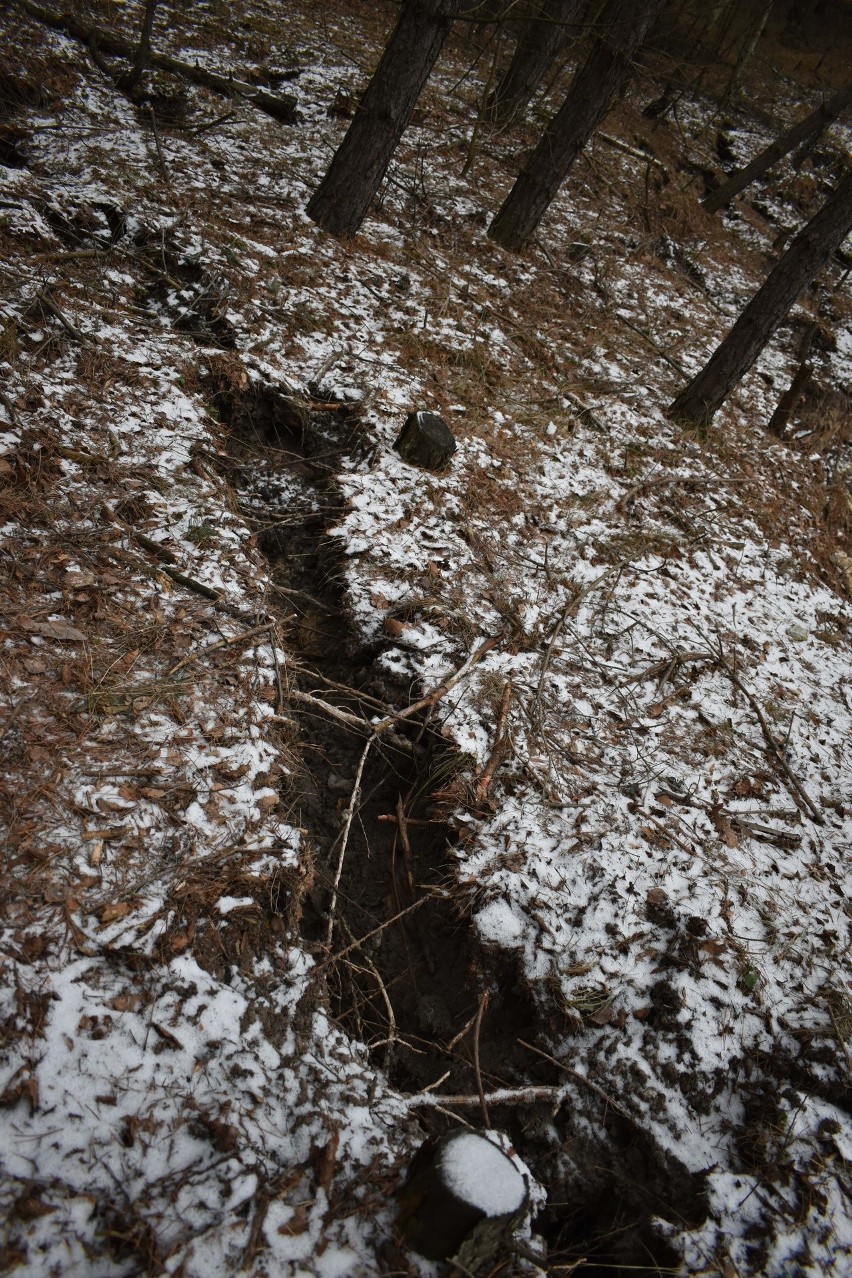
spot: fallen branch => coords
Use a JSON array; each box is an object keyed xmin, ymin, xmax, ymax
[
  {"xmin": 167, "ymin": 621, "xmax": 275, "ymax": 676},
  {"xmin": 370, "ymin": 634, "xmax": 500, "ymax": 733},
  {"xmin": 713, "ymin": 649, "xmax": 823, "ymax": 825},
  {"xmin": 37, "ymin": 290, "xmax": 93, "ymax": 345},
  {"xmin": 472, "ymin": 991, "xmax": 491, "ymax": 1129},
  {"xmin": 615, "ymin": 474, "xmax": 750, "ymax": 513},
  {"xmin": 160, "ymin": 564, "xmax": 220, "ymax": 601},
  {"xmin": 0, "ymin": 388, "xmax": 19, "ymax": 427},
  {"xmin": 395, "ymin": 795, "xmax": 417, "ymax": 900},
  {"xmin": 518, "ymin": 1039, "xmax": 635, "ymax": 1123},
  {"xmin": 286, "ymin": 687, "xmax": 370, "ymax": 733},
  {"xmin": 310, "ymin": 895, "xmax": 435, "ymax": 977},
  {"xmin": 474, "ymin": 680, "xmax": 513, "ymax": 804},
  {"xmin": 21, "ymin": 1, "xmax": 300, "ymax": 124},
  {"xmin": 614, "ymin": 313, "xmax": 687, "ymax": 377},
  {"xmin": 148, "ymin": 104, "xmax": 170, "ymax": 184},
  {"xmin": 406, "ymin": 1084, "xmax": 569, "ymax": 1109},
  {"xmin": 326, "ymin": 736, "xmax": 373, "ymax": 947},
  {"xmin": 598, "ymin": 131, "xmax": 668, "ymax": 172},
  {"xmin": 289, "ymin": 634, "xmax": 499, "ymax": 738},
  {"xmin": 621, "ymin": 649, "xmax": 710, "ymax": 685}
]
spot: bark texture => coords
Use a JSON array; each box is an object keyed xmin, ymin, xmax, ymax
[
  {"xmin": 488, "ymin": 0, "xmax": 663, "ymax": 251},
  {"xmin": 486, "ymin": 0, "xmax": 581, "ymax": 129},
  {"xmin": 704, "ymin": 81, "xmax": 852, "ymax": 213},
  {"xmin": 118, "ymin": 0, "xmax": 160, "ymax": 93},
  {"xmin": 670, "ymin": 169, "xmax": 852, "ymax": 427},
  {"xmin": 306, "ymin": 0, "xmax": 460, "ymax": 238}
]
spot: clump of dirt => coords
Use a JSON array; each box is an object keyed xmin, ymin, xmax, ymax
[{"xmin": 210, "ymin": 371, "xmax": 711, "ymax": 1275}]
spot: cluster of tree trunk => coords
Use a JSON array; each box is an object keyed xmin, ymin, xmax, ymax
[
  {"xmin": 24, "ymin": 0, "xmax": 850, "ymax": 433},
  {"xmin": 485, "ymin": 0, "xmax": 581, "ymax": 130},
  {"xmin": 669, "ymin": 169, "xmax": 852, "ymax": 426},
  {"xmin": 703, "ymin": 81, "xmax": 852, "ymax": 213},
  {"xmin": 306, "ymin": 0, "xmax": 663, "ymax": 245},
  {"xmin": 487, "ymin": 0, "xmax": 664, "ymax": 250}
]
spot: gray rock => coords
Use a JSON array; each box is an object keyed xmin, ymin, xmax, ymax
[{"xmin": 393, "ymin": 411, "xmax": 457, "ymax": 471}]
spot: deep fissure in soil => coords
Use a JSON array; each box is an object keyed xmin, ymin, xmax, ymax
[{"xmin": 214, "ymin": 376, "xmax": 707, "ymax": 1276}]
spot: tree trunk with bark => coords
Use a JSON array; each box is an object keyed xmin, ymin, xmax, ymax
[
  {"xmin": 487, "ymin": 0, "xmax": 663, "ymax": 251},
  {"xmin": 669, "ymin": 169, "xmax": 852, "ymax": 427},
  {"xmin": 703, "ymin": 81, "xmax": 852, "ymax": 213},
  {"xmin": 486, "ymin": 0, "xmax": 581, "ymax": 129},
  {"xmin": 117, "ymin": 0, "xmax": 159, "ymax": 93},
  {"xmin": 306, "ymin": 0, "xmax": 460, "ymax": 239},
  {"xmin": 721, "ymin": 0, "xmax": 773, "ymax": 105}
]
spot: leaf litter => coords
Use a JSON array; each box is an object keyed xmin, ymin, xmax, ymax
[{"xmin": 1, "ymin": 0, "xmax": 852, "ymax": 1274}]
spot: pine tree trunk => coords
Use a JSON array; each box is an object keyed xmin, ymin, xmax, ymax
[
  {"xmin": 487, "ymin": 0, "xmax": 663, "ymax": 251},
  {"xmin": 117, "ymin": 0, "xmax": 159, "ymax": 93},
  {"xmin": 306, "ymin": 0, "xmax": 460, "ymax": 238},
  {"xmin": 486, "ymin": 0, "xmax": 582, "ymax": 129},
  {"xmin": 669, "ymin": 169, "xmax": 852, "ymax": 427},
  {"xmin": 703, "ymin": 81, "xmax": 852, "ymax": 213},
  {"xmin": 721, "ymin": 0, "xmax": 773, "ymax": 106}
]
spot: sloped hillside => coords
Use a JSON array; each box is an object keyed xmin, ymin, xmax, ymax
[{"xmin": 1, "ymin": 2, "xmax": 851, "ymax": 1275}]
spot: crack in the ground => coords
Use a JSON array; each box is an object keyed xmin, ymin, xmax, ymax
[{"xmin": 213, "ymin": 373, "xmax": 708, "ymax": 1276}]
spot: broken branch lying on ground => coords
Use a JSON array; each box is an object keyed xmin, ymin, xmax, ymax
[
  {"xmin": 712, "ymin": 646, "xmax": 824, "ymax": 824},
  {"xmin": 21, "ymin": 1, "xmax": 301, "ymax": 123}
]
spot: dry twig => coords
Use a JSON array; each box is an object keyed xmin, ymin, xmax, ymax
[
  {"xmin": 472, "ymin": 991, "xmax": 491, "ymax": 1129},
  {"xmin": 167, "ymin": 622, "xmax": 274, "ymax": 676},
  {"xmin": 474, "ymin": 680, "xmax": 513, "ymax": 805},
  {"xmin": 310, "ymin": 896, "xmax": 435, "ymax": 977},
  {"xmin": 406, "ymin": 1083, "xmax": 569, "ymax": 1110},
  {"xmin": 713, "ymin": 646, "xmax": 823, "ymax": 824},
  {"xmin": 518, "ymin": 1039, "xmax": 635, "ymax": 1123},
  {"xmin": 326, "ymin": 736, "xmax": 373, "ymax": 947}
]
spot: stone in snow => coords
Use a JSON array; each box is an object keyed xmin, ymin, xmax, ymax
[{"xmin": 393, "ymin": 410, "xmax": 457, "ymax": 471}]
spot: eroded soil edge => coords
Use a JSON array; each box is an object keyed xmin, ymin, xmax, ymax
[{"xmin": 214, "ymin": 376, "xmax": 706, "ymax": 1276}]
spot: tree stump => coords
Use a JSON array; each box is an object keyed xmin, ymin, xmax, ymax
[
  {"xmin": 397, "ymin": 1129, "xmax": 529, "ymax": 1265},
  {"xmin": 393, "ymin": 411, "xmax": 457, "ymax": 471}
]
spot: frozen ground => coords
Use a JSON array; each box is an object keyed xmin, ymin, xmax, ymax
[{"xmin": 1, "ymin": 1, "xmax": 851, "ymax": 1274}]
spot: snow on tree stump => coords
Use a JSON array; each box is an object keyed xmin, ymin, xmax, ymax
[
  {"xmin": 397, "ymin": 1129, "xmax": 529, "ymax": 1266},
  {"xmin": 393, "ymin": 411, "xmax": 457, "ymax": 471}
]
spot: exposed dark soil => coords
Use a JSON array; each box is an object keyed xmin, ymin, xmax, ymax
[{"xmin": 213, "ymin": 375, "xmax": 709, "ymax": 1276}]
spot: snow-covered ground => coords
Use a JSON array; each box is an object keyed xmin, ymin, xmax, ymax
[{"xmin": 1, "ymin": 0, "xmax": 851, "ymax": 1273}]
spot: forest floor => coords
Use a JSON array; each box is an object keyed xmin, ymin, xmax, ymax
[{"xmin": 1, "ymin": 1, "xmax": 852, "ymax": 1275}]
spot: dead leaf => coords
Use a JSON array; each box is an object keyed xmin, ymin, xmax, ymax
[
  {"xmin": 109, "ymin": 992, "xmax": 142, "ymax": 1012},
  {"xmin": 0, "ymin": 1072, "xmax": 38, "ymax": 1112},
  {"xmin": 588, "ymin": 1005, "xmax": 615, "ymax": 1026},
  {"xmin": 19, "ymin": 618, "xmax": 87, "ymax": 643},
  {"xmin": 98, "ymin": 901, "xmax": 135, "ymax": 924},
  {"xmin": 152, "ymin": 1022, "xmax": 183, "ymax": 1049},
  {"xmin": 278, "ymin": 1204, "xmax": 310, "ymax": 1236},
  {"xmin": 12, "ymin": 1192, "xmax": 56, "ymax": 1221},
  {"xmin": 313, "ymin": 1128, "xmax": 339, "ymax": 1191}
]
